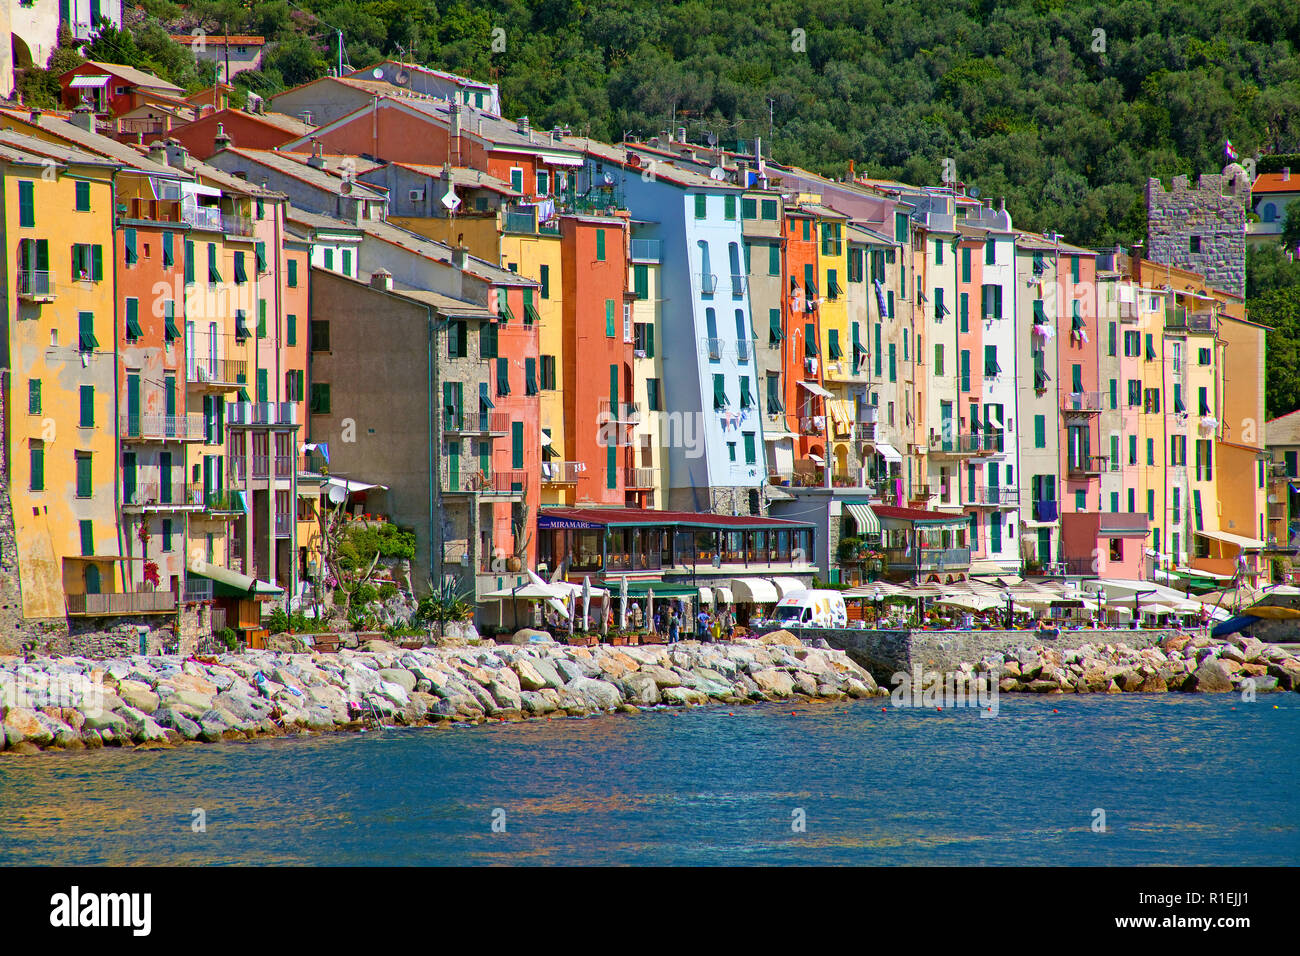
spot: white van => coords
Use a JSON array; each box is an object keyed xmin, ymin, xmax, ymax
[{"xmin": 771, "ymin": 589, "xmax": 848, "ymax": 628}]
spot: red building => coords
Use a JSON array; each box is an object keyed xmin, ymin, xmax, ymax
[
  {"xmin": 488, "ymin": 281, "xmax": 542, "ymax": 568},
  {"xmin": 165, "ymin": 107, "xmax": 316, "ymax": 159},
  {"xmin": 783, "ymin": 208, "xmax": 826, "ymax": 463},
  {"xmin": 61, "ymin": 61, "xmax": 185, "ymax": 118}
]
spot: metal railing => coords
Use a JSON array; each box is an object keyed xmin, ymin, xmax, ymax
[
  {"xmin": 855, "ymin": 422, "xmax": 878, "ymax": 442},
  {"xmin": 1060, "ymin": 391, "xmax": 1104, "ymax": 413},
  {"xmin": 447, "ymin": 470, "xmax": 528, "ymax": 494},
  {"xmin": 122, "ymin": 481, "xmax": 202, "ymax": 508},
  {"xmin": 445, "ymin": 410, "xmax": 511, "ymax": 434},
  {"xmin": 184, "ymin": 577, "xmax": 213, "ymax": 602},
  {"xmin": 598, "ymin": 399, "xmax": 641, "ymax": 423},
  {"xmin": 67, "ymin": 591, "xmax": 177, "ymax": 615},
  {"xmin": 224, "ymin": 213, "xmax": 254, "ymax": 237},
  {"xmin": 1067, "ymin": 455, "xmax": 1108, "ymax": 476},
  {"xmin": 205, "ymin": 489, "xmax": 244, "ymax": 512},
  {"xmin": 188, "ymin": 357, "xmax": 247, "ymax": 386},
  {"xmin": 542, "ymin": 461, "xmax": 582, "ymax": 483},
  {"xmin": 183, "ymin": 205, "xmax": 224, "ymax": 231},
  {"xmin": 16, "ymin": 270, "xmax": 54, "ymax": 297},
  {"xmin": 883, "ymin": 547, "xmax": 972, "ymax": 570},
  {"xmin": 1098, "ymin": 512, "xmax": 1150, "ymax": 534},
  {"xmin": 973, "ymin": 486, "xmax": 1020, "ymax": 506},
  {"xmin": 928, "ymin": 434, "xmax": 990, "ymax": 455},
  {"xmin": 704, "ymin": 336, "xmax": 724, "ymax": 360},
  {"xmin": 251, "ymin": 455, "xmax": 270, "ymax": 478},
  {"xmin": 227, "ymin": 402, "xmax": 298, "ymax": 426},
  {"xmin": 698, "ymin": 272, "xmax": 717, "ymax": 295},
  {"xmin": 119, "ymin": 413, "xmax": 206, "ymax": 441},
  {"xmin": 626, "ymin": 467, "xmax": 657, "ymax": 489},
  {"xmin": 274, "ymin": 513, "xmax": 294, "ymax": 537}
]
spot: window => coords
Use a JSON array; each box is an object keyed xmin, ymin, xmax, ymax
[
  {"xmin": 536, "ymin": 169, "xmax": 549, "ymax": 196},
  {"xmin": 761, "ymin": 199, "xmax": 778, "ymax": 221},
  {"xmin": 739, "ymin": 375, "xmax": 753, "ymax": 408},
  {"xmin": 1110, "ymin": 434, "xmax": 1120, "ymax": 471},
  {"xmin": 1127, "ymin": 379, "xmax": 1141, "ymax": 407},
  {"xmin": 287, "ymin": 257, "xmax": 298, "ymax": 287},
  {"xmin": 1034, "ymin": 415, "xmax": 1046, "ymax": 448},
  {"xmin": 29, "ymin": 440, "xmax": 44, "ymax": 491},
  {"xmin": 539, "ymin": 264, "xmax": 550, "ymax": 299},
  {"xmin": 18, "ymin": 180, "xmax": 34, "ymax": 226},
  {"xmin": 323, "ymin": 248, "xmax": 334, "ymax": 270},
  {"xmin": 984, "ymin": 345, "xmax": 1000, "ymax": 378},
  {"xmin": 341, "ymin": 249, "xmax": 351, "ymax": 276},
  {"xmin": 208, "ymin": 243, "xmax": 221, "ymax": 283},
  {"xmin": 742, "ymin": 197, "xmax": 757, "ymax": 219},
  {"xmin": 725, "ymin": 195, "xmax": 736, "ymax": 220},
  {"xmin": 1108, "ymin": 322, "xmax": 1117, "ymax": 356},
  {"xmin": 694, "ymin": 195, "xmax": 707, "ymax": 219},
  {"xmin": 766, "ymin": 373, "xmax": 782, "ymax": 413},
  {"xmin": 124, "ymin": 228, "xmax": 137, "ymax": 266},
  {"xmin": 497, "ymin": 357, "xmax": 510, "ymax": 396},
  {"xmin": 71, "ymin": 243, "xmax": 103, "ymax": 281},
  {"xmin": 713, "ymin": 373, "xmax": 728, "ymax": 409},
  {"xmin": 79, "ymin": 385, "xmax": 94, "ymax": 427},
  {"xmin": 646, "ymin": 378, "xmax": 660, "ymax": 411},
  {"xmin": 1190, "ymin": 235, "xmax": 1201, "ymax": 253},
  {"xmin": 1071, "ymin": 256, "xmax": 1080, "ymax": 284},
  {"xmin": 184, "ymin": 240, "xmax": 195, "ymax": 284},
  {"xmin": 481, "ymin": 322, "xmax": 498, "ymax": 359},
  {"xmin": 1198, "ymin": 387, "xmax": 1210, "ymax": 416},
  {"xmin": 1129, "ymin": 434, "xmax": 1138, "ymax": 465},
  {"xmin": 448, "ymin": 320, "xmax": 468, "ymax": 358},
  {"xmin": 894, "ymin": 211, "xmax": 908, "ymax": 242},
  {"xmin": 1198, "ymin": 347, "xmax": 1211, "ymax": 365},
  {"xmin": 75, "ymin": 452, "xmax": 92, "ymax": 498},
  {"xmin": 1109, "ymin": 379, "xmax": 1118, "ymax": 409},
  {"xmin": 605, "ymin": 299, "xmax": 616, "ymax": 337},
  {"xmin": 510, "ymin": 168, "xmax": 524, "ymax": 193},
  {"xmin": 934, "ymin": 343, "xmax": 944, "ymax": 376},
  {"xmin": 828, "ymin": 329, "xmax": 842, "ymax": 361},
  {"xmin": 1147, "ymin": 437, "xmax": 1155, "ymax": 466},
  {"xmin": 1123, "ymin": 330, "xmax": 1140, "ymax": 357},
  {"xmin": 80, "ymin": 520, "xmax": 94, "ymax": 557},
  {"xmin": 309, "ymin": 383, "xmax": 331, "ymax": 414},
  {"xmin": 934, "ymin": 238, "xmax": 943, "ymax": 265},
  {"xmin": 633, "ymin": 264, "xmax": 649, "ymax": 300},
  {"xmin": 525, "ymin": 358, "xmax": 539, "ymax": 396},
  {"xmin": 310, "ymin": 320, "xmax": 330, "ymax": 352},
  {"xmin": 78, "ymin": 311, "xmax": 97, "ymax": 352},
  {"xmin": 286, "ymin": 313, "xmax": 297, "ymax": 348},
  {"xmin": 540, "ymin": 355, "xmax": 557, "ymax": 390},
  {"xmin": 743, "ymin": 432, "xmax": 756, "ymax": 464},
  {"xmin": 257, "ymin": 300, "xmax": 267, "ymax": 338},
  {"xmin": 961, "ymin": 246, "xmax": 971, "ymax": 283}
]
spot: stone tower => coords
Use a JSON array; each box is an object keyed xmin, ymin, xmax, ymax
[{"xmin": 1145, "ymin": 168, "xmax": 1249, "ymax": 298}]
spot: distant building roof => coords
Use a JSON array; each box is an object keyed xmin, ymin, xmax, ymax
[
  {"xmin": 360, "ymin": 218, "xmax": 535, "ymax": 288},
  {"xmin": 316, "ymin": 267, "xmax": 495, "ymax": 320},
  {"xmin": 537, "ymin": 507, "xmax": 813, "ymax": 529},
  {"xmin": 872, "ymin": 505, "xmax": 970, "ymax": 523},
  {"xmin": 211, "ymin": 146, "xmax": 386, "ymax": 201},
  {"xmin": 1252, "ymin": 172, "xmax": 1300, "ymax": 195},
  {"xmin": 1266, "ymin": 409, "xmax": 1300, "ymax": 446},
  {"xmin": 65, "ymin": 60, "xmax": 184, "ymax": 94},
  {"xmin": 0, "ymin": 106, "xmax": 181, "ymax": 177},
  {"xmin": 171, "ymin": 35, "xmax": 266, "ymax": 46}
]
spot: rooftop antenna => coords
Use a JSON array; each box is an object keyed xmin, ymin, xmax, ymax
[{"xmin": 767, "ymin": 98, "xmax": 775, "ymax": 154}]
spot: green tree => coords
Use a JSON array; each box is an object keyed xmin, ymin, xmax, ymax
[{"xmin": 1282, "ymin": 201, "xmax": 1300, "ymax": 252}]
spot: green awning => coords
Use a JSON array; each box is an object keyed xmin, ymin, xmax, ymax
[
  {"xmin": 843, "ymin": 502, "xmax": 879, "ymax": 535},
  {"xmin": 625, "ymin": 582, "xmax": 701, "ymax": 598},
  {"xmin": 188, "ymin": 559, "xmax": 283, "ymax": 598}
]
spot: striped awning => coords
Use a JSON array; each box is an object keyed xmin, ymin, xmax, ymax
[
  {"xmin": 70, "ymin": 75, "xmax": 111, "ymax": 88},
  {"xmin": 843, "ymin": 502, "xmax": 879, "ymax": 536}
]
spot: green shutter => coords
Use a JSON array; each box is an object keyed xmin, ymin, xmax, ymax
[
  {"xmin": 76, "ymin": 454, "xmax": 92, "ymax": 498},
  {"xmin": 125, "ymin": 297, "xmax": 141, "ymax": 338},
  {"xmin": 606, "ymin": 299, "xmax": 615, "ymax": 336},
  {"xmin": 185, "ymin": 240, "xmax": 195, "ymax": 284},
  {"xmin": 28, "ymin": 378, "xmax": 41, "ymax": 414},
  {"xmin": 80, "ymin": 520, "xmax": 94, "ymax": 556},
  {"xmin": 256, "ymin": 241, "xmax": 267, "ymax": 272},
  {"xmin": 124, "ymin": 228, "xmax": 137, "ymax": 264},
  {"xmin": 30, "ymin": 443, "xmax": 44, "ymax": 490},
  {"xmin": 512, "ymin": 420, "xmax": 524, "ymax": 470},
  {"xmin": 286, "ymin": 314, "xmax": 297, "ymax": 347},
  {"xmin": 695, "ymin": 194, "xmax": 707, "ymax": 218},
  {"xmin": 539, "ymin": 264, "xmax": 549, "ymax": 299},
  {"xmin": 79, "ymin": 385, "xmax": 94, "ymax": 427},
  {"xmin": 162, "ymin": 231, "xmax": 174, "ymax": 267},
  {"xmin": 258, "ymin": 300, "xmax": 267, "ymax": 338},
  {"xmin": 18, "ymin": 180, "xmax": 34, "ymax": 226},
  {"xmin": 91, "ymin": 244, "xmax": 103, "ymax": 280},
  {"xmin": 634, "ymin": 264, "xmax": 648, "ymax": 300},
  {"xmin": 595, "ymin": 229, "xmax": 606, "ymax": 261},
  {"xmin": 257, "ymin": 369, "xmax": 268, "ymax": 403},
  {"xmin": 233, "ymin": 250, "xmax": 247, "ymax": 283},
  {"xmin": 78, "ymin": 311, "xmax": 98, "ymax": 351},
  {"xmin": 288, "ymin": 257, "xmax": 298, "ymax": 287}
]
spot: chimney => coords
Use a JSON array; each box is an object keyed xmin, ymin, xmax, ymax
[
  {"xmin": 213, "ymin": 122, "xmax": 232, "ymax": 151},
  {"xmin": 452, "ymin": 244, "xmax": 469, "ymax": 270},
  {"xmin": 369, "ymin": 268, "xmax": 393, "ymax": 292},
  {"xmin": 70, "ymin": 103, "xmax": 95, "ymax": 132},
  {"xmin": 999, "ymin": 196, "xmax": 1006, "ymax": 212},
  {"xmin": 307, "ymin": 138, "xmax": 325, "ymax": 169},
  {"xmin": 677, "ymin": 127, "xmax": 687, "ymax": 143},
  {"xmin": 148, "ymin": 141, "xmax": 167, "ymax": 166},
  {"xmin": 754, "ymin": 136, "xmax": 761, "ymax": 160},
  {"xmin": 1285, "ymin": 167, "xmax": 1292, "ymax": 182},
  {"xmin": 28, "ymin": 107, "xmax": 41, "ymax": 124},
  {"xmin": 164, "ymin": 139, "xmax": 190, "ymax": 171},
  {"xmin": 517, "ymin": 115, "xmax": 530, "ymax": 135},
  {"xmin": 449, "ymin": 103, "xmax": 462, "ymax": 139}
]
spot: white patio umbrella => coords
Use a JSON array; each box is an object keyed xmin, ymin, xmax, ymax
[
  {"xmin": 582, "ymin": 575, "xmax": 592, "ymax": 630},
  {"xmin": 620, "ymin": 575, "xmax": 628, "ymax": 629},
  {"xmin": 647, "ymin": 588, "xmax": 655, "ymax": 634},
  {"xmin": 567, "ymin": 591, "xmax": 575, "ymax": 635}
]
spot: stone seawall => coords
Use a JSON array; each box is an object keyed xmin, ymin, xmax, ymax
[
  {"xmin": 754, "ymin": 626, "xmax": 1196, "ymax": 682},
  {"xmin": 0, "ymin": 636, "xmax": 886, "ymax": 755}
]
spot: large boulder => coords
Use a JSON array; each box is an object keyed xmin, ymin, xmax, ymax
[
  {"xmin": 751, "ymin": 669, "xmax": 796, "ymax": 697},
  {"xmin": 566, "ymin": 676, "xmax": 623, "ymax": 710},
  {"xmin": 1189, "ymin": 660, "xmax": 1234, "ymax": 693},
  {"xmin": 3, "ymin": 707, "xmax": 52, "ymax": 746},
  {"xmin": 486, "ymin": 680, "xmax": 523, "ymax": 710},
  {"xmin": 620, "ymin": 673, "xmax": 662, "ymax": 706},
  {"xmin": 378, "ymin": 668, "xmax": 417, "ymax": 694},
  {"xmin": 758, "ymin": 630, "xmax": 802, "ymax": 647},
  {"xmin": 116, "ymin": 680, "xmax": 160, "ymax": 714}
]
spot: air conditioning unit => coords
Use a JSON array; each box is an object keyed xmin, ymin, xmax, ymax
[{"xmin": 409, "ymin": 188, "xmax": 425, "ymax": 202}]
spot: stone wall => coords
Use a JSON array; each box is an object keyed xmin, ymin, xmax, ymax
[
  {"xmin": 1145, "ymin": 172, "xmax": 1247, "ymax": 298},
  {"xmin": 756, "ymin": 625, "xmax": 1204, "ymax": 682},
  {"xmin": 0, "ymin": 375, "xmax": 49, "ymax": 654}
]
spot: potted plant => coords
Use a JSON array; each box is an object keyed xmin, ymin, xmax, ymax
[{"xmin": 838, "ymin": 536, "xmax": 863, "ymax": 563}]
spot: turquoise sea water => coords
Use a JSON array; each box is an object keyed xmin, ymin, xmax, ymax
[{"xmin": 1, "ymin": 694, "xmax": 1295, "ymax": 865}]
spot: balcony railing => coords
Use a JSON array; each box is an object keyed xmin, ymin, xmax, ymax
[
  {"xmin": 698, "ymin": 272, "xmax": 718, "ymax": 296},
  {"xmin": 251, "ymin": 455, "xmax": 270, "ymax": 478},
  {"xmin": 274, "ymin": 455, "xmax": 294, "ymax": 478},
  {"xmin": 119, "ymin": 413, "xmax": 206, "ymax": 441},
  {"xmin": 67, "ymin": 591, "xmax": 177, "ymax": 616},
  {"xmin": 972, "ymin": 486, "xmax": 1020, "ymax": 506},
  {"xmin": 446, "ymin": 470, "xmax": 527, "ymax": 495},
  {"xmin": 1067, "ymin": 455, "xmax": 1108, "ymax": 477},
  {"xmin": 445, "ymin": 410, "xmax": 511, "ymax": 434},
  {"xmin": 188, "ymin": 358, "xmax": 247, "ymax": 387},
  {"xmin": 598, "ymin": 399, "xmax": 641, "ymax": 423},
  {"xmin": 227, "ymin": 402, "xmax": 298, "ymax": 426},
  {"xmin": 122, "ymin": 481, "xmax": 203, "ymax": 509},
  {"xmin": 541, "ymin": 461, "xmax": 582, "ymax": 484},
  {"xmin": 928, "ymin": 434, "xmax": 992, "ymax": 456},
  {"xmin": 625, "ymin": 467, "xmax": 657, "ymax": 489},
  {"xmin": 630, "ymin": 239, "xmax": 662, "ymax": 262},
  {"xmin": 855, "ymin": 422, "xmax": 878, "ymax": 442},
  {"xmin": 1098, "ymin": 512, "xmax": 1150, "ymax": 535},
  {"xmin": 184, "ymin": 577, "xmax": 213, "ymax": 602},
  {"xmin": 16, "ymin": 270, "xmax": 55, "ymax": 299},
  {"xmin": 274, "ymin": 513, "xmax": 294, "ymax": 537},
  {"xmin": 224, "ymin": 213, "xmax": 254, "ymax": 237},
  {"xmin": 183, "ymin": 205, "xmax": 224, "ymax": 231},
  {"xmin": 883, "ymin": 547, "xmax": 972, "ymax": 571},
  {"xmin": 1060, "ymin": 391, "xmax": 1104, "ymax": 413},
  {"xmin": 1166, "ymin": 309, "xmax": 1216, "ymax": 334},
  {"xmin": 205, "ymin": 489, "xmax": 244, "ymax": 513}
]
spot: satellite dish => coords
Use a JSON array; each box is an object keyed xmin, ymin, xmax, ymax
[
  {"xmin": 707, "ymin": 132, "xmax": 718, "ymax": 146},
  {"xmin": 372, "ymin": 67, "xmax": 383, "ymax": 79},
  {"xmin": 969, "ymin": 186, "xmax": 981, "ymax": 199},
  {"xmin": 602, "ymin": 172, "xmax": 614, "ymax": 185},
  {"xmin": 709, "ymin": 167, "xmax": 726, "ymax": 180},
  {"xmin": 328, "ymin": 485, "xmax": 347, "ymax": 504},
  {"xmin": 394, "ymin": 70, "xmax": 410, "ymax": 86},
  {"xmin": 441, "ymin": 187, "xmax": 461, "ymax": 211}
]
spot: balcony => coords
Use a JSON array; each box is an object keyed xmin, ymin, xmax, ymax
[
  {"xmin": 1098, "ymin": 512, "xmax": 1150, "ymax": 535},
  {"xmin": 972, "ymin": 487, "xmax": 1020, "ymax": 507},
  {"xmin": 445, "ymin": 411, "xmax": 511, "ymax": 435},
  {"xmin": 855, "ymin": 421, "xmax": 878, "ymax": 443},
  {"xmin": 630, "ymin": 239, "xmax": 662, "ymax": 263},
  {"xmin": 274, "ymin": 513, "xmax": 294, "ymax": 537},
  {"xmin": 1060, "ymin": 391, "xmax": 1104, "ymax": 415},
  {"xmin": 698, "ymin": 272, "xmax": 718, "ymax": 296},
  {"xmin": 541, "ymin": 461, "xmax": 582, "ymax": 484},
  {"xmin": 625, "ymin": 467, "xmax": 657, "ymax": 489},
  {"xmin": 445, "ymin": 470, "xmax": 527, "ymax": 496},
  {"xmin": 703, "ymin": 336, "xmax": 724, "ymax": 361},
  {"xmin": 122, "ymin": 481, "xmax": 203, "ymax": 510},
  {"xmin": 928, "ymin": 434, "xmax": 992, "ymax": 457},
  {"xmin": 911, "ymin": 483, "xmax": 934, "ymax": 500},
  {"xmin": 598, "ymin": 399, "xmax": 641, "ymax": 424},
  {"xmin": 224, "ymin": 213, "xmax": 254, "ymax": 237},
  {"xmin": 184, "ymin": 577, "xmax": 214, "ymax": 603},
  {"xmin": 205, "ymin": 489, "xmax": 245, "ymax": 513},
  {"xmin": 188, "ymin": 358, "xmax": 248, "ymax": 388},
  {"xmin": 227, "ymin": 402, "xmax": 298, "ymax": 427},
  {"xmin": 182, "ymin": 205, "xmax": 224, "ymax": 231},
  {"xmin": 275, "ymin": 455, "xmax": 295, "ymax": 478},
  {"xmin": 883, "ymin": 547, "xmax": 972, "ymax": 572},
  {"xmin": 1067, "ymin": 454, "xmax": 1107, "ymax": 477},
  {"xmin": 67, "ymin": 590, "xmax": 177, "ymax": 616},
  {"xmin": 119, "ymin": 413, "xmax": 206, "ymax": 441},
  {"xmin": 16, "ymin": 270, "xmax": 56, "ymax": 301},
  {"xmin": 1166, "ymin": 308, "xmax": 1216, "ymax": 334}
]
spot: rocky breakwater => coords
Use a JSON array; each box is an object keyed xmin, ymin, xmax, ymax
[
  {"xmin": 0, "ymin": 637, "xmax": 885, "ymax": 755},
  {"xmin": 974, "ymin": 633, "xmax": 1300, "ymax": 694}
]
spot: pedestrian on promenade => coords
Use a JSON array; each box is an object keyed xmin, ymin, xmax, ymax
[{"xmin": 668, "ymin": 611, "xmax": 680, "ymax": 644}]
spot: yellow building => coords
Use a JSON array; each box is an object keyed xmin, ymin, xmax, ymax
[
  {"xmin": 2, "ymin": 138, "xmax": 122, "ymax": 618},
  {"xmin": 628, "ymin": 235, "xmax": 666, "ymax": 506}
]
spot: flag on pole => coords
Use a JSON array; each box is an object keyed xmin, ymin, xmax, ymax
[{"xmin": 1225, "ymin": 139, "xmax": 1238, "ymax": 161}]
